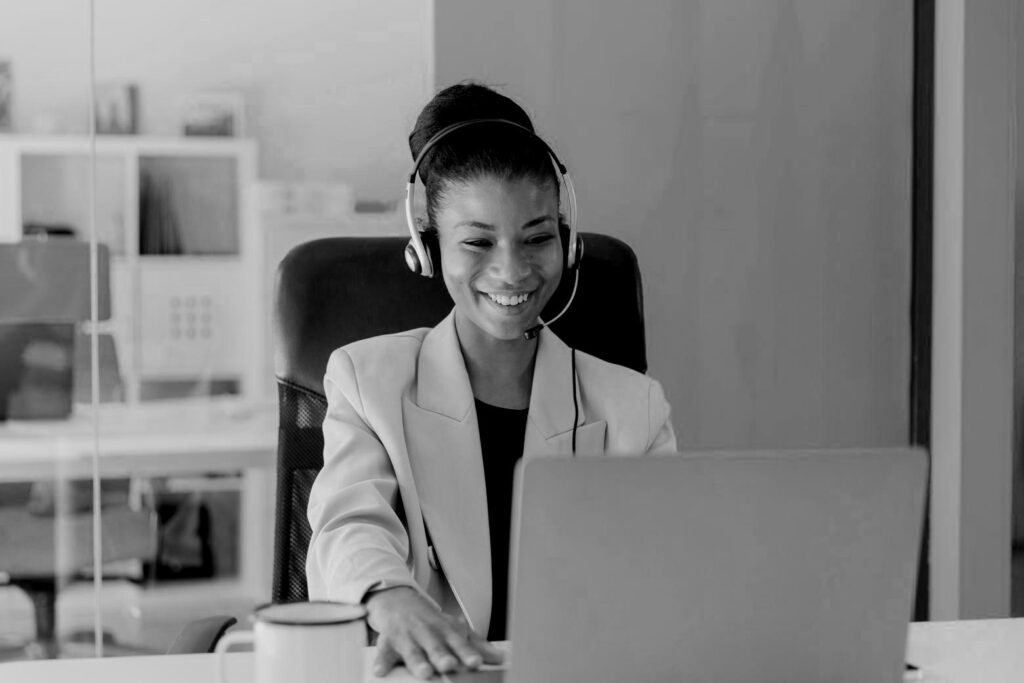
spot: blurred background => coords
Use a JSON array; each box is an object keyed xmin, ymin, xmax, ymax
[{"xmin": 0, "ymin": 0, "xmax": 1019, "ymax": 660}]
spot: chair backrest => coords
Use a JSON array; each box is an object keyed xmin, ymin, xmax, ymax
[{"xmin": 271, "ymin": 233, "xmax": 647, "ymax": 602}]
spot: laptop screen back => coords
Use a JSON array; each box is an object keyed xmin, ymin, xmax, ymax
[{"xmin": 507, "ymin": 449, "xmax": 927, "ymax": 683}]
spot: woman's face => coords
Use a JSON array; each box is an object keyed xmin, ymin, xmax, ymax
[{"xmin": 435, "ymin": 174, "xmax": 563, "ymax": 343}]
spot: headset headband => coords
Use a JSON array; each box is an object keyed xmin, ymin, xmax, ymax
[
  {"xmin": 407, "ymin": 118, "xmax": 568, "ymax": 183},
  {"xmin": 404, "ymin": 117, "xmax": 579, "ymax": 278}
]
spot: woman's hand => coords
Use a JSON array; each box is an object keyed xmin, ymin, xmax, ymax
[{"xmin": 365, "ymin": 586, "xmax": 504, "ymax": 679}]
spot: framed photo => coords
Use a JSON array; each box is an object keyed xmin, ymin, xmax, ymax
[
  {"xmin": 181, "ymin": 92, "xmax": 245, "ymax": 137},
  {"xmin": 94, "ymin": 82, "xmax": 138, "ymax": 135}
]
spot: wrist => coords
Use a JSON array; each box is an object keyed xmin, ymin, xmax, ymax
[{"xmin": 363, "ymin": 585, "xmax": 417, "ymax": 610}]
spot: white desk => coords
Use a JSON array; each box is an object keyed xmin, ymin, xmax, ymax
[
  {"xmin": 1, "ymin": 619, "xmax": 1022, "ymax": 682},
  {"xmin": 0, "ymin": 397, "xmax": 277, "ymax": 481},
  {"xmin": 906, "ymin": 618, "xmax": 1024, "ymax": 682},
  {"xmin": 0, "ymin": 397, "xmax": 278, "ymax": 597}
]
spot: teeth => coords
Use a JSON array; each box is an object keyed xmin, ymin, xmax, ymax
[{"xmin": 487, "ymin": 292, "xmax": 530, "ymax": 307}]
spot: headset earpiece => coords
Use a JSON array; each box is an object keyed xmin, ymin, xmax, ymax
[
  {"xmin": 405, "ymin": 224, "xmax": 440, "ymax": 278},
  {"xmin": 559, "ymin": 221, "xmax": 582, "ymax": 272},
  {"xmin": 421, "ymin": 229, "xmax": 440, "ymax": 278}
]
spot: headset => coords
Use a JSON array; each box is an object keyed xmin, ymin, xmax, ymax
[
  {"xmin": 403, "ymin": 117, "xmax": 582, "ymax": 453},
  {"xmin": 404, "ymin": 117, "xmax": 582, "ymax": 280}
]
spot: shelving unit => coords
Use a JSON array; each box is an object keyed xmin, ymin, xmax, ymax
[{"xmin": 0, "ymin": 135, "xmax": 262, "ymax": 402}]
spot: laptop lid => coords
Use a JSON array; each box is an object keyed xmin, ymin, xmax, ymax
[{"xmin": 505, "ymin": 449, "xmax": 927, "ymax": 683}]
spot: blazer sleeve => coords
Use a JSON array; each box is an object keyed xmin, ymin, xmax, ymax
[
  {"xmin": 646, "ymin": 378, "xmax": 678, "ymax": 454},
  {"xmin": 306, "ymin": 348, "xmax": 420, "ymax": 604}
]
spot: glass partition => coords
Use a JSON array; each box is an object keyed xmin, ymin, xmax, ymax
[
  {"xmin": 0, "ymin": 0, "xmax": 113, "ymax": 660},
  {"xmin": 84, "ymin": 0, "xmax": 429, "ymax": 656}
]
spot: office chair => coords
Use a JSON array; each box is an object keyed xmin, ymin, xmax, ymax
[{"xmin": 271, "ymin": 233, "xmax": 648, "ymax": 603}]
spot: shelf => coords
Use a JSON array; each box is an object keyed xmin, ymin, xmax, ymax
[{"xmin": 0, "ymin": 135, "xmax": 263, "ymax": 402}]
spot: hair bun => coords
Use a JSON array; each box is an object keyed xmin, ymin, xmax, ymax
[{"xmin": 408, "ymin": 82, "xmax": 535, "ymax": 161}]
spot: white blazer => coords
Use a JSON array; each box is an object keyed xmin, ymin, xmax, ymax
[{"xmin": 306, "ymin": 310, "xmax": 676, "ymax": 634}]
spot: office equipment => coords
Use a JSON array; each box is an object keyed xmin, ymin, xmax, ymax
[
  {"xmin": 505, "ymin": 449, "xmax": 928, "ymax": 683},
  {"xmin": 0, "ymin": 135, "xmax": 263, "ymax": 402},
  {"xmin": 0, "ymin": 239, "xmax": 110, "ymax": 323},
  {"xmin": 0, "ymin": 619, "xmax": 1021, "ymax": 683},
  {"xmin": 0, "ymin": 240, "xmax": 110, "ymax": 420},
  {"xmin": 270, "ymin": 233, "xmax": 647, "ymax": 604}
]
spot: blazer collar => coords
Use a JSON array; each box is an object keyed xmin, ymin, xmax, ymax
[
  {"xmin": 414, "ymin": 310, "xmax": 474, "ymax": 420},
  {"xmin": 414, "ymin": 310, "xmax": 587, "ymax": 432}
]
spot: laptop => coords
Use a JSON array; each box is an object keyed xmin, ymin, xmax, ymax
[{"xmin": 448, "ymin": 448, "xmax": 927, "ymax": 683}]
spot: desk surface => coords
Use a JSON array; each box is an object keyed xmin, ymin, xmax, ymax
[
  {"xmin": 2, "ymin": 619, "xmax": 1022, "ymax": 682},
  {"xmin": 0, "ymin": 397, "xmax": 277, "ymax": 480}
]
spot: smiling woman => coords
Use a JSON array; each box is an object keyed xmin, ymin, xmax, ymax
[
  {"xmin": 304, "ymin": 82, "xmax": 677, "ymax": 680},
  {"xmin": 438, "ymin": 176, "xmax": 562, "ymax": 362}
]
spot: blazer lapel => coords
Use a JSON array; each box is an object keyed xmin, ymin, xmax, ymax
[
  {"xmin": 403, "ymin": 312, "xmax": 492, "ymax": 634},
  {"xmin": 523, "ymin": 329, "xmax": 608, "ymax": 457},
  {"xmin": 402, "ymin": 317, "xmax": 608, "ymax": 635}
]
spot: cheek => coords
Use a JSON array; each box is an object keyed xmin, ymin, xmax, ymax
[
  {"xmin": 439, "ymin": 250, "xmax": 475, "ymax": 297},
  {"xmin": 541, "ymin": 249, "xmax": 564, "ymax": 284}
]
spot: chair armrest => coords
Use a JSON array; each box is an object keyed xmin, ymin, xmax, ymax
[{"xmin": 167, "ymin": 615, "xmax": 238, "ymax": 654}]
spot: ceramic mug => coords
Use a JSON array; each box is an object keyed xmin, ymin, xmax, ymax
[{"xmin": 215, "ymin": 601, "xmax": 367, "ymax": 683}]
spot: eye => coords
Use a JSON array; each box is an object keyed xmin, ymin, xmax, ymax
[
  {"xmin": 462, "ymin": 238, "xmax": 492, "ymax": 249},
  {"xmin": 526, "ymin": 233, "xmax": 556, "ymax": 246}
]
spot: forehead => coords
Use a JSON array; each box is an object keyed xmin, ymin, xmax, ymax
[{"xmin": 437, "ymin": 175, "xmax": 557, "ymax": 220}]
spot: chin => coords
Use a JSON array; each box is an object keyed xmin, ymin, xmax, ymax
[
  {"xmin": 482, "ymin": 321, "xmax": 532, "ymax": 342},
  {"xmin": 462, "ymin": 310, "xmax": 534, "ymax": 343}
]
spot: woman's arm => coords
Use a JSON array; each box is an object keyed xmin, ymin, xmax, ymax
[
  {"xmin": 307, "ymin": 348, "xmax": 502, "ymax": 680},
  {"xmin": 647, "ymin": 378, "xmax": 678, "ymax": 454},
  {"xmin": 306, "ymin": 348, "xmax": 419, "ymax": 603}
]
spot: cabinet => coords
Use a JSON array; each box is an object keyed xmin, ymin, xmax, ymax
[{"xmin": 0, "ymin": 135, "xmax": 262, "ymax": 402}]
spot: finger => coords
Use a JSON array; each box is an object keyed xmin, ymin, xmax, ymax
[
  {"xmin": 466, "ymin": 632, "xmax": 506, "ymax": 664},
  {"xmin": 398, "ymin": 639, "xmax": 435, "ymax": 680},
  {"xmin": 443, "ymin": 629, "xmax": 484, "ymax": 669},
  {"xmin": 416, "ymin": 629, "xmax": 461, "ymax": 675},
  {"xmin": 373, "ymin": 638, "xmax": 401, "ymax": 678}
]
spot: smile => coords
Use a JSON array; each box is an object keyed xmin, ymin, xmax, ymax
[{"xmin": 484, "ymin": 291, "xmax": 531, "ymax": 307}]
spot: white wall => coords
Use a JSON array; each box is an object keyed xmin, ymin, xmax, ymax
[
  {"xmin": 0, "ymin": 0, "xmax": 432, "ymax": 200},
  {"xmin": 435, "ymin": 0, "xmax": 912, "ymax": 448}
]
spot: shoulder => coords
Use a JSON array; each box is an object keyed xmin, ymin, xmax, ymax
[
  {"xmin": 572, "ymin": 348, "xmax": 658, "ymax": 397},
  {"xmin": 325, "ymin": 327, "xmax": 429, "ymax": 391},
  {"xmin": 571, "ymin": 349, "xmax": 672, "ymax": 443},
  {"xmin": 332, "ymin": 327, "xmax": 429, "ymax": 365}
]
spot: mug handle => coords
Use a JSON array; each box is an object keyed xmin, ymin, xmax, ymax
[{"xmin": 213, "ymin": 630, "xmax": 255, "ymax": 683}]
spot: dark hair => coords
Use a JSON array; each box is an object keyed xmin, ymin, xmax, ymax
[{"xmin": 408, "ymin": 82, "xmax": 559, "ymax": 228}]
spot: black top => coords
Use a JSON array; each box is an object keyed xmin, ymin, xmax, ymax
[{"xmin": 475, "ymin": 398, "xmax": 529, "ymax": 641}]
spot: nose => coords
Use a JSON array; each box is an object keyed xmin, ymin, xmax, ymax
[{"xmin": 488, "ymin": 241, "xmax": 531, "ymax": 283}]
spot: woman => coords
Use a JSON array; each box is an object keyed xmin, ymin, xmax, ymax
[{"xmin": 306, "ymin": 83, "xmax": 676, "ymax": 679}]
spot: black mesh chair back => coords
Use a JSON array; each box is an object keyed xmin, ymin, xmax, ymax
[{"xmin": 271, "ymin": 234, "xmax": 647, "ymax": 602}]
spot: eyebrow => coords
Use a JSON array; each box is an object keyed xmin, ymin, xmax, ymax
[{"xmin": 454, "ymin": 215, "xmax": 556, "ymax": 231}]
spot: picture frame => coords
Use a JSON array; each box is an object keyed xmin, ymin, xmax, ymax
[
  {"xmin": 94, "ymin": 82, "xmax": 139, "ymax": 135},
  {"xmin": 180, "ymin": 91, "xmax": 245, "ymax": 138}
]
